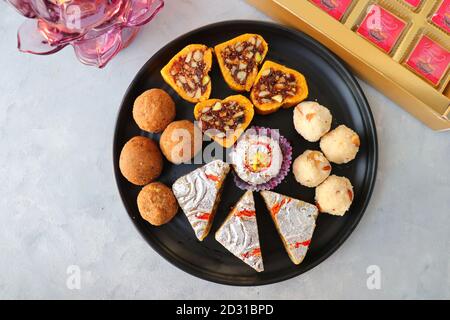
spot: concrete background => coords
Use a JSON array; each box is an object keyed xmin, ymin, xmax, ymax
[{"xmin": 0, "ymin": 0, "xmax": 448, "ymax": 299}]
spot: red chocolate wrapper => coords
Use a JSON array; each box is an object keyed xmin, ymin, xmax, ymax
[
  {"xmin": 232, "ymin": 126, "xmax": 292, "ymax": 192},
  {"xmin": 406, "ymin": 35, "xmax": 450, "ymax": 85},
  {"xmin": 403, "ymin": 0, "xmax": 422, "ymax": 9},
  {"xmin": 356, "ymin": 4, "xmax": 407, "ymax": 54},
  {"xmin": 308, "ymin": 0, "xmax": 353, "ymax": 21},
  {"xmin": 431, "ymin": 0, "xmax": 450, "ymax": 34}
]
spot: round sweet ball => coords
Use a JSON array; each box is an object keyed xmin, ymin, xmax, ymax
[
  {"xmin": 293, "ymin": 150, "xmax": 332, "ymax": 188},
  {"xmin": 133, "ymin": 89, "xmax": 176, "ymax": 133},
  {"xmin": 320, "ymin": 125, "xmax": 360, "ymax": 164},
  {"xmin": 293, "ymin": 101, "xmax": 332, "ymax": 142},
  {"xmin": 119, "ymin": 136, "xmax": 163, "ymax": 186},
  {"xmin": 160, "ymin": 120, "xmax": 202, "ymax": 164},
  {"xmin": 315, "ymin": 175, "xmax": 354, "ymax": 216},
  {"xmin": 137, "ymin": 182, "xmax": 178, "ymax": 226}
]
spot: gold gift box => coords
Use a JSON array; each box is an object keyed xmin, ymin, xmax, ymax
[{"xmin": 247, "ymin": 0, "xmax": 450, "ymax": 131}]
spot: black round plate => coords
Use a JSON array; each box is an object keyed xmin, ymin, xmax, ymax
[{"xmin": 113, "ymin": 21, "xmax": 378, "ymax": 286}]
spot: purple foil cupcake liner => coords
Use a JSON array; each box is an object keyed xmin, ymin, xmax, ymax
[{"xmin": 233, "ymin": 126, "xmax": 293, "ymax": 192}]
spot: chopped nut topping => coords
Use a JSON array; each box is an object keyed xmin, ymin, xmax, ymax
[
  {"xmin": 306, "ymin": 113, "xmax": 316, "ymax": 121},
  {"xmin": 199, "ymin": 101, "xmax": 246, "ymax": 135},
  {"xmin": 185, "ymin": 51, "xmax": 192, "ymax": 63},
  {"xmin": 272, "ymin": 95, "xmax": 283, "ymax": 103},
  {"xmin": 236, "ymin": 71, "xmax": 247, "ymax": 82},
  {"xmin": 193, "ymin": 50, "xmax": 203, "ymax": 62},
  {"xmin": 201, "ymin": 106, "xmax": 211, "ymax": 113},
  {"xmin": 233, "ymin": 111, "xmax": 244, "ymax": 118},
  {"xmin": 202, "ymin": 75, "xmax": 210, "ymax": 86},
  {"xmin": 221, "ymin": 37, "xmax": 265, "ymax": 85},
  {"xmin": 352, "ymin": 135, "xmax": 360, "ymax": 147},
  {"xmin": 170, "ymin": 49, "xmax": 209, "ymax": 97},
  {"xmin": 261, "ymin": 68, "xmax": 271, "ymax": 77},
  {"xmin": 194, "ymin": 87, "xmax": 202, "ymax": 99},
  {"xmin": 255, "ymin": 52, "xmax": 262, "ymax": 63},
  {"xmin": 254, "ymin": 69, "xmax": 298, "ymax": 104}
]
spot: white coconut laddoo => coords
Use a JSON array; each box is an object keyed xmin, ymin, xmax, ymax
[
  {"xmin": 292, "ymin": 150, "xmax": 331, "ymax": 188},
  {"xmin": 315, "ymin": 175, "xmax": 354, "ymax": 216},
  {"xmin": 293, "ymin": 101, "xmax": 332, "ymax": 142},
  {"xmin": 320, "ymin": 125, "xmax": 360, "ymax": 164}
]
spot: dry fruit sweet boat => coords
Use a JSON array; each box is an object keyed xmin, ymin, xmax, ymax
[
  {"xmin": 260, "ymin": 191, "xmax": 318, "ymax": 265},
  {"xmin": 161, "ymin": 44, "xmax": 213, "ymax": 103},
  {"xmin": 172, "ymin": 160, "xmax": 230, "ymax": 241},
  {"xmin": 250, "ymin": 61, "xmax": 308, "ymax": 114},
  {"xmin": 214, "ymin": 34, "xmax": 268, "ymax": 92},
  {"xmin": 215, "ymin": 191, "xmax": 264, "ymax": 272},
  {"xmin": 194, "ymin": 95, "xmax": 254, "ymax": 148}
]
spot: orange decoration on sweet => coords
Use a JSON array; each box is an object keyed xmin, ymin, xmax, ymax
[
  {"xmin": 292, "ymin": 240, "xmax": 311, "ymax": 248},
  {"xmin": 235, "ymin": 209, "xmax": 256, "ymax": 218},
  {"xmin": 197, "ymin": 213, "xmax": 211, "ymax": 220},
  {"xmin": 306, "ymin": 113, "xmax": 316, "ymax": 121},
  {"xmin": 271, "ymin": 198, "xmax": 291, "ymax": 217},
  {"xmin": 242, "ymin": 247, "xmax": 262, "ymax": 259},
  {"xmin": 206, "ymin": 174, "xmax": 220, "ymax": 182}
]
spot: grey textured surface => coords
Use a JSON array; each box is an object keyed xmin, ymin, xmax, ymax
[{"xmin": 0, "ymin": 0, "xmax": 448, "ymax": 300}]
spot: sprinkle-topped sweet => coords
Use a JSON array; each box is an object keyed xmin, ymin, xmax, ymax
[
  {"xmin": 172, "ymin": 160, "xmax": 230, "ymax": 240},
  {"xmin": 215, "ymin": 191, "xmax": 264, "ymax": 272},
  {"xmin": 260, "ymin": 191, "xmax": 319, "ymax": 265},
  {"xmin": 235, "ymin": 136, "xmax": 281, "ymax": 185},
  {"xmin": 231, "ymin": 127, "xmax": 292, "ymax": 191}
]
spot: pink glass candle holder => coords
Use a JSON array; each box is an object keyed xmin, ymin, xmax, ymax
[{"xmin": 6, "ymin": 0, "xmax": 164, "ymax": 68}]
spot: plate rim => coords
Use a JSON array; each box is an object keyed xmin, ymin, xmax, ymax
[{"xmin": 113, "ymin": 20, "xmax": 379, "ymax": 286}]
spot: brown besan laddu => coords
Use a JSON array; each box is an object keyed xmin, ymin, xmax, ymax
[
  {"xmin": 119, "ymin": 136, "xmax": 163, "ymax": 186},
  {"xmin": 137, "ymin": 182, "xmax": 179, "ymax": 226},
  {"xmin": 133, "ymin": 89, "xmax": 176, "ymax": 133},
  {"xmin": 159, "ymin": 120, "xmax": 202, "ymax": 164}
]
